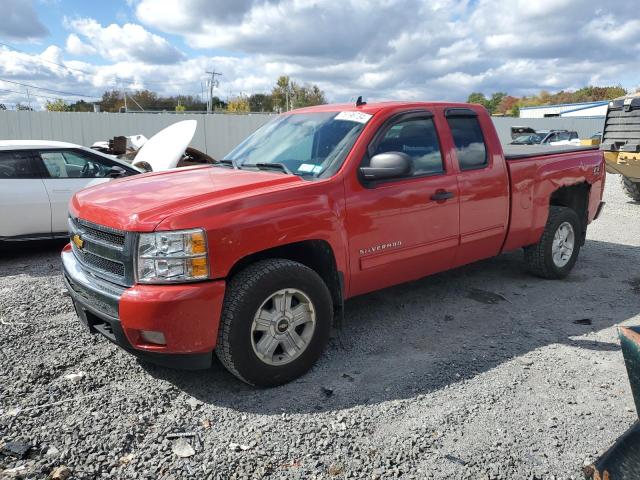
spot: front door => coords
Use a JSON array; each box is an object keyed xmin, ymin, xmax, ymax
[
  {"xmin": 36, "ymin": 149, "xmax": 113, "ymax": 234},
  {"xmin": 345, "ymin": 112, "xmax": 460, "ymax": 297},
  {"xmin": 0, "ymin": 150, "xmax": 52, "ymax": 239}
]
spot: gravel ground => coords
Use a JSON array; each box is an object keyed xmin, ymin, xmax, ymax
[{"xmin": 1, "ymin": 175, "xmax": 639, "ymax": 480}]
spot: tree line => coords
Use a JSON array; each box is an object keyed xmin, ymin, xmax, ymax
[
  {"xmin": 43, "ymin": 76, "xmax": 326, "ymax": 113},
  {"xmin": 467, "ymin": 85, "xmax": 627, "ymax": 116}
]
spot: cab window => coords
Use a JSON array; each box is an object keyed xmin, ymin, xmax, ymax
[
  {"xmin": 372, "ymin": 117, "xmax": 444, "ymax": 176},
  {"xmin": 446, "ymin": 116, "xmax": 488, "ymax": 170}
]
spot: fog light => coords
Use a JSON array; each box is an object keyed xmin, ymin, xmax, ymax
[{"xmin": 140, "ymin": 330, "xmax": 166, "ymax": 345}]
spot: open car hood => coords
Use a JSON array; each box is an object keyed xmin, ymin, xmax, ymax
[{"xmin": 132, "ymin": 120, "xmax": 197, "ymax": 172}]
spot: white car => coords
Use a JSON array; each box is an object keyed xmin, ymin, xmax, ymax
[{"xmin": 0, "ymin": 140, "xmax": 140, "ymax": 241}]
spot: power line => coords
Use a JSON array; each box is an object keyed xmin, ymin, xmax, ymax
[
  {"xmin": 0, "ymin": 78, "xmax": 99, "ymax": 99},
  {"xmin": 0, "ymin": 87, "xmax": 66, "ymax": 102}
]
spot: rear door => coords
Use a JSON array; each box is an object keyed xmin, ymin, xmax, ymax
[
  {"xmin": 345, "ymin": 111, "xmax": 460, "ymax": 296},
  {"xmin": 36, "ymin": 149, "xmax": 114, "ymax": 234},
  {"xmin": 0, "ymin": 150, "xmax": 52, "ymax": 239},
  {"xmin": 444, "ymin": 109, "xmax": 509, "ymax": 267}
]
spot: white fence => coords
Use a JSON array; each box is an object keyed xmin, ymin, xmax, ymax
[
  {"xmin": 0, "ymin": 111, "xmax": 605, "ymax": 158},
  {"xmin": 0, "ymin": 111, "xmax": 274, "ymax": 159}
]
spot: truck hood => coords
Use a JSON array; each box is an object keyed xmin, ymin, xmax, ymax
[{"xmin": 70, "ymin": 166, "xmax": 303, "ymax": 231}]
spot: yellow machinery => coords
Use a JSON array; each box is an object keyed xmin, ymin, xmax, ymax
[{"xmin": 601, "ymin": 94, "xmax": 640, "ymax": 201}]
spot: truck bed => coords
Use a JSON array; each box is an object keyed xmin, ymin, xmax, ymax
[
  {"xmin": 502, "ymin": 144, "xmax": 604, "ymax": 253},
  {"xmin": 504, "ymin": 144, "xmax": 598, "ymax": 160}
]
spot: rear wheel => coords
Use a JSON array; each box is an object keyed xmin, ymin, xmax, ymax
[
  {"xmin": 216, "ymin": 259, "xmax": 332, "ymax": 387},
  {"xmin": 621, "ymin": 176, "xmax": 640, "ymax": 202},
  {"xmin": 524, "ymin": 206, "xmax": 582, "ymax": 279}
]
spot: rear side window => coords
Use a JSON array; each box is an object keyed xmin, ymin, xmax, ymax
[
  {"xmin": 447, "ymin": 116, "xmax": 487, "ymax": 171},
  {"xmin": 0, "ymin": 151, "xmax": 39, "ymax": 179}
]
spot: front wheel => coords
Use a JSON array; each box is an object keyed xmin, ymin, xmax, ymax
[
  {"xmin": 216, "ymin": 259, "xmax": 332, "ymax": 387},
  {"xmin": 621, "ymin": 176, "xmax": 640, "ymax": 202},
  {"xmin": 524, "ymin": 206, "xmax": 582, "ymax": 279}
]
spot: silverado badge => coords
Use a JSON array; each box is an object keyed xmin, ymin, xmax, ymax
[{"xmin": 72, "ymin": 234, "xmax": 84, "ymax": 250}]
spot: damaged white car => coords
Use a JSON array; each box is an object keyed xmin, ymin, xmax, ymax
[
  {"xmin": 90, "ymin": 120, "xmax": 215, "ymax": 172},
  {"xmin": 0, "ymin": 141, "xmax": 139, "ymax": 241}
]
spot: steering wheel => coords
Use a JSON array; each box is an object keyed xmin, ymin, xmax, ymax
[{"xmin": 81, "ymin": 162, "xmax": 98, "ymax": 177}]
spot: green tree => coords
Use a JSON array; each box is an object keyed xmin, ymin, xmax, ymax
[
  {"xmin": 487, "ymin": 92, "xmax": 506, "ymax": 114},
  {"xmin": 0, "ymin": 103, "xmax": 6, "ymax": 110},
  {"xmin": 467, "ymin": 92, "xmax": 488, "ymax": 108},
  {"xmin": 45, "ymin": 99, "xmax": 70, "ymax": 112},
  {"xmin": 293, "ymin": 84, "xmax": 326, "ymax": 108},
  {"xmin": 100, "ymin": 90, "xmax": 124, "ymax": 112},
  {"xmin": 271, "ymin": 76, "xmax": 326, "ymax": 111},
  {"xmin": 69, "ymin": 100, "xmax": 94, "ymax": 112},
  {"xmin": 249, "ymin": 93, "xmax": 273, "ymax": 112},
  {"xmin": 271, "ymin": 76, "xmax": 294, "ymax": 111}
]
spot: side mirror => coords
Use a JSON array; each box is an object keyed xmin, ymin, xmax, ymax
[
  {"xmin": 360, "ymin": 152, "xmax": 412, "ymax": 181},
  {"xmin": 107, "ymin": 166, "xmax": 127, "ymax": 178}
]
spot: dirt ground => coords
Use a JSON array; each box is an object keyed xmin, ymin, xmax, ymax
[{"xmin": 1, "ymin": 175, "xmax": 639, "ymax": 479}]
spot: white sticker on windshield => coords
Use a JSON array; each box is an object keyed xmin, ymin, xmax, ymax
[
  {"xmin": 298, "ymin": 163, "xmax": 315, "ymax": 173},
  {"xmin": 334, "ymin": 111, "xmax": 372, "ymax": 124}
]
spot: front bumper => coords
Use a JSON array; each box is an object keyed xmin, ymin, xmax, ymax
[{"xmin": 62, "ymin": 244, "xmax": 226, "ymax": 370}]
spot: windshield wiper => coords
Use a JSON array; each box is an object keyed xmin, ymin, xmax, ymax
[
  {"xmin": 214, "ymin": 158, "xmax": 240, "ymax": 169},
  {"xmin": 245, "ymin": 162, "xmax": 292, "ymax": 174}
]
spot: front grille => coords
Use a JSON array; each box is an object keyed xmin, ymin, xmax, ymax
[
  {"xmin": 68, "ymin": 217, "xmax": 134, "ymax": 287},
  {"xmin": 602, "ymin": 108, "xmax": 640, "ymax": 152},
  {"xmin": 74, "ymin": 249, "xmax": 125, "ymax": 277},
  {"xmin": 76, "ymin": 219, "xmax": 125, "ymax": 247}
]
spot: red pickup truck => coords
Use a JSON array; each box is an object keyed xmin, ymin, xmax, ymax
[{"xmin": 62, "ymin": 101, "xmax": 605, "ymax": 386}]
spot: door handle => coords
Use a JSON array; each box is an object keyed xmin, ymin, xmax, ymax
[{"xmin": 430, "ymin": 190, "xmax": 455, "ymax": 201}]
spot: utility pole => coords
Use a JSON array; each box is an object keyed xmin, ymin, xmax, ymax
[
  {"xmin": 25, "ymin": 88, "xmax": 31, "ymax": 110},
  {"xmin": 205, "ymin": 70, "xmax": 222, "ymax": 113}
]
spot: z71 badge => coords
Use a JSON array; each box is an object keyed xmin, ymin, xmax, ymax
[{"xmin": 359, "ymin": 241, "xmax": 403, "ymax": 256}]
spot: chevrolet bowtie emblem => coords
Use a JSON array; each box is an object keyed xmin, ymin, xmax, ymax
[{"xmin": 72, "ymin": 234, "xmax": 84, "ymax": 249}]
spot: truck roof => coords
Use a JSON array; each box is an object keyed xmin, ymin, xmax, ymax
[{"xmin": 290, "ymin": 101, "xmax": 480, "ymax": 115}]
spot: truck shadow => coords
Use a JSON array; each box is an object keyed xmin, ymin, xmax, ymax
[
  {"xmin": 0, "ymin": 240, "xmax": 67, "ymax": 278},
  {"xmin": 142, "ymin": 238, "xmax": 640, "ymax": 414}
]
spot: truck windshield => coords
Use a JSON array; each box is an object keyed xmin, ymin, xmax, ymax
[{"xmin": 224, "ymin": 111, "xmax": 370, "ymax": 177}]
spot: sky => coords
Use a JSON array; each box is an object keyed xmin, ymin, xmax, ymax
[{"xmin": 0, "ymin": 0, "xmax": 638, "ymax": 109}]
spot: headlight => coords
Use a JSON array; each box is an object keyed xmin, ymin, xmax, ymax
[{"xmin": 136, "ymin": 229, "xmax": 209, "ymax": 284}]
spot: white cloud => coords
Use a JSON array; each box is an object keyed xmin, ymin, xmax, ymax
[
  {"xmin": 65, "ymin": 17, "xmax": 185, "ymax": 64},
  {"xmin": 65, "ymin": 34, "xmax": 97, "ymax": 56}
]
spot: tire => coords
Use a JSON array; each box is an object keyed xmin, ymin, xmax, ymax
[
  {"xmin": 524, "ymin": 206, "xmax": 582, "ymax": 279},
  {"xmin": 621, "ymin": 176, "xmax": 640, "ymax": 202},
  {"xmin": 216, "ymin": 259, "xmax": 333, "ymax": 387}
]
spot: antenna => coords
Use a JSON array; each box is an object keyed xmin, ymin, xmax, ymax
[{"xmin": 356, "ymin": 96, "xmax": 366, "ymax": 107}]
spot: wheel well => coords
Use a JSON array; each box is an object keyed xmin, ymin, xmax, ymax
[
  {"xmin": 549, "ymin": 182, "xmax": 591, "ymax": 244},
  {"xmin": 227, "ymin": 240, "xmax": 344, "ymax": 319}
]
